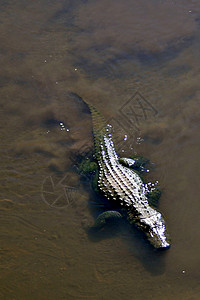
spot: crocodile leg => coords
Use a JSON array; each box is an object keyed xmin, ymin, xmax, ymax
[
  {"xmin": 119, "ymin": 155, "xmax": 149, "ymax": 172},
  {"xmin": 90, "ymin": 211, "xmax": 122, "ymax": 231}
]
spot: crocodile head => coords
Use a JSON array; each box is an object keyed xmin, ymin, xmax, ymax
[{"xmin": 141, "ymin": 212, "xmax": 171, "ymax": 249}]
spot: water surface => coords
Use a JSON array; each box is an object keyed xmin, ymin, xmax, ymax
[{"xmin": 0, "ymin": 0, "xmax": 200, "ymax": 299}]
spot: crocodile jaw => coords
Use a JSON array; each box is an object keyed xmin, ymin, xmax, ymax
[{"xmin": 141, "ymin": 212, "xmax": 170, "ymax": 249}]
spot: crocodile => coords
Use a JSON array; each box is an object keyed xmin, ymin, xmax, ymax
[{"xmin": 78, "ymin": 97, "xmax": 170, "ymax": 249}]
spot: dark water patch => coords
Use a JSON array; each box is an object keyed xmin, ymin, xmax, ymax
[
  {"xmin": 49, "ymin": 0, "xmax": 76, "ymax": 23},
  {"xmin": 43, "ymin": 117, "xmax": 60, "ymax": 128},
  {"xmin": 163, "ymin": 64, "xmax": 191, "ymax": 77},
  {"xmin": 56, "ymin": 138, "xmax": 74, "ymax": 147},
  {"xmin": 143, "ymin": 135, "xmax": 163, "ymax": 146},
  {"xmin": 47, "ymin": 0, "xmax": 88, "ymax": 31},
  {"xmin": 34, "ymin": 147, "xmax": 56, "ymax": 158},
  {"xmin": 0, "ymin": 1, "xmax": 8, "ymax": 6},
  {"xmin": 137, "ymin": 36, "xmax": 194, "ymax": 65},
  {"xmin": 72, "ymin": 35, "xmax": 194, "ymax": 81},
  {"xmin": 14, "ymin": 79, "xmax": 29, "ymax": 86},
  {"xmin": 0, "ymin": 76, "xmax": 11, "ymax": 87},
  {"xmin": 48, "ymin": 162, "xmax": 64, "ymax": 173},
  {"xmin": 24, "ymin": 107, "xmax": 58, "ymax": 127},
  {"xmin": 73, "ymin": 53, "xmax": 125, "ymax": 80},
  {"xmin": 194, "ymin": 14, "xmax": 200, "ymax": 27},
  {"xmin": 10, "ymin": 51, "xmax": 27, "ymax": 60}
]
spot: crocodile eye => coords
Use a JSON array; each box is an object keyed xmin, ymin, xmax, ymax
[{"xmin": 140, "ymin": 221, "xmax": 151, "ymax": 232}]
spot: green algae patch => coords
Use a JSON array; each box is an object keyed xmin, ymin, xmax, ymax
[
  {"xmin": 78, "ymin": 158, "xmax": 99, "ymax": 192},
  {"xmin": 79, "ymin": 159, "xmax": 97, "ymax": 174}
]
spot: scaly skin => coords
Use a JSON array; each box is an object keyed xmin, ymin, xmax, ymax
[{"xmin": 83, "ymin": 100, "xmax": 170, "ymax": 249}]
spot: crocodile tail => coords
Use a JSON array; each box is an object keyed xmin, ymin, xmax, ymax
[
  {"xmin": 87, "ymin": 104, "xmax": 109, "ymax": 158},
  {"xmin": 69, "ymin": 93, "xmax": 109, "ymax": 156},
  {"xmin": 88, "ymin": 104, "xmax": 107, "ymax": 134},
  {"xmin": 78, "ymin": 97, "xmax": 109, "ymax": 157}
]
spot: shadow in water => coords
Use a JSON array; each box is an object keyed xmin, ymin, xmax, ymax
[
  {"xmin": 87, "ymin": 220, "xmax": 123, "ymax": 242},
  {"xmin": 87, "ymin": 201, "xmax": 168, "ymax": 276},
  {"xmin": 120, "ymin": 222, "xmax": 168, "ymax": 275}
]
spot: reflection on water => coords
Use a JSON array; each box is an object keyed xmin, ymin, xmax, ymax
[{"xmin": 0, "ymin": 0, "xmax": 200, "ymax": 299}]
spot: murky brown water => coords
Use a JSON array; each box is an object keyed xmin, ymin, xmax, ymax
[{"xmin": 0, "ymin": 0, "xmax": 200, "ymax": 299}]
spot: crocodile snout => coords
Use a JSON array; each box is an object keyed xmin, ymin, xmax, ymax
[{"xmin": 142, "ymin": 212, "xmax": 171, "ymax": 249}]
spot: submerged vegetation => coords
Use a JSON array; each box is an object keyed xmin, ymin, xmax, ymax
[{"xmin": 78, "ymin": 157, "xmax": 99, "ymax": 193}]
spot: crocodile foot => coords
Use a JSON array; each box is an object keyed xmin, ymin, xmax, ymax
[{"xmin": 119, "ymin": 155, "xmax": 150, "ymax": 173}]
